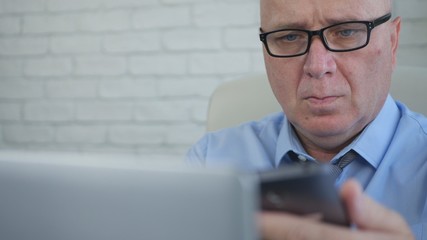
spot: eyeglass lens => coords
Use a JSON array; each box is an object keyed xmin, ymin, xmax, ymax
[{"xmin": 266, "ymin": 22, "xmax": 369, "ymax": 57}]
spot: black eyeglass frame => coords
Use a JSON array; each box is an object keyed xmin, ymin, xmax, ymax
[{"xmin": 259, "ymin": 13, "xmax": 392, "ymax": 58}]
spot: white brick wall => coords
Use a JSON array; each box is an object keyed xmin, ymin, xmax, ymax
[{"xmin": 0, "ymin": 0, "xmax": 426, "ymax": 161}]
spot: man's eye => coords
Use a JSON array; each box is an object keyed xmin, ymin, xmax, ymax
[
  {"xmin": 276, "ymin": 33, "xmax": 303, "ymax": 42},
  {"xmin": 282, "ymin": 34, "xmax": 298, "ymax": 41},
  {"xmin": 338, "ymin": 29, "xmax": 356, "ymax": 37}
]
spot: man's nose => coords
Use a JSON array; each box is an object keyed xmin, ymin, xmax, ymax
[{"xmin": 303, "ymin": 37, "xmax": 337, "ymax": 79}]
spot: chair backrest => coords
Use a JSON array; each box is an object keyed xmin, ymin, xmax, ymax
[{"xmin": 207, "ymin": 66, "xmax": 427, "ymax": 132}]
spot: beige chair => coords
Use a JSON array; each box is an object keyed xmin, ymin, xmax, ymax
[{"xmin": 207, "ymin": 66, "xmax": 427, "ymax": 132}]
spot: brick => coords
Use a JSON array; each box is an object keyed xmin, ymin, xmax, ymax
[
  {"xmin": 3, "ymin": 125, "xmax": 54, "ymax": 143},
  {"xmin": 56, "ymin": 125, "xmax": 107, "ymax": 144},
  {"xmin": 76, "ymin": 101, "xmax": 133, "ymax": 121},
  {"xmin": 46, "ymin": 80, "xmax": 97, "ymax": 99},
  {"xmin": 24, "ymin": 101, "xmax": 75, "ymax": 122},
  {"xmin": 162, "ymin": 0, "xmax": 211, "ymax": 4},
  {"xmin": 104, "ymin": 0, "xmax": 157, "ymax": 8},
  {"xmin": 98, "ymin": 78, "xmax": 157, "ymax": 98},
  {"xmin": 24, "ymin": 57, "xmax": 73, "ymax": 77},
  {"xmin": 134, "ymin": 100, "xmax": 191, "ymax": 122},
  {"xmin": 78, "ymin": 10, "xmax": 131, "ymax": 32},
  {"xmin": 129, "ymin": 54, "xmax": 187, "ymax": 75},
  {"xmin": 133, "ymin": 7, "xmax": 191, "ymax": 29},
  {"xmin": 0, "ymin": 0, "xmax": 45, "ymax": 13},
  {"xmin": 108, "ymin": 125, "xmax": 164, "ymax": 145},
  {"xmin": 0, "ymin": 16, "xmax": 20, "ymax": 34},
  {"xmin": 0, "ymin": 37, "xmax": 48, "ymax": 56},
  {"xmin": 23, "ymin": 14, "xmax": 78, "ymax": 34},
  {"xmin": 165, "ymin": 124, "xmax": 205, "ymax": 145},
  {"xmin": 224, "ymin": 27, "xmax": 260, "ymax": 49},
  {"xmin": 0, "ymin": 81, "xmax": 43, "ymax": 99},
  {"xmin": 0, "ymin": 59, "xmax": 23, "ymax": 77},
  {"xmin": 103, "ymin": 32, "xmax": 161, "ymax": 53},
  {"xmin": 0, "ymin": 103, "xmax": 21, "ymax": 121},
  {"xmin": 193, "ymin": 2, "xmax": 258, "ymax": 27},
  {"xmin": 78, "ymin": 146, "xmax": 138, "ymax": 155},
  {"xmin": 162, "ymin": 28, "xmax": 222, "ymax": 50},
  {"xmin": 47, "ymin": 0, "xmax": 102, "ymax": 11},
  {"xmin": 189, "ymin": 52, "xmax": 251, "ymax": 74},
  {"xmin": 134, "ymin": 149, "xmax": 186, "ymax": 162},
  {"xmin": 157, "ymin": 77, "xmax": 218, "ymax": 97},
  {"xmin": 75, "ymin": 55, "xmax": 127, "ymax": 76},
  {"xmin": 50, "ymin": 35, "xmax": 102, "ymax": 54}
]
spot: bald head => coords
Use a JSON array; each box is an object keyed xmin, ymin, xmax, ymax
[
  {"xmin": 260, "ymin": 0, "xmax": 393, "ymax": 30},
  {"xmin": 260, "ymin": 0, "xmax": 392, "ymax": 9}
]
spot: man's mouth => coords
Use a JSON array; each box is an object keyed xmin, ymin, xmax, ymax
[{"xmin": 305, "ymin": 96, "xmax": 339, "ymax": 105}]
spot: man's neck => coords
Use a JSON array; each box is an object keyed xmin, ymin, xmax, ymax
[{"xmin": 292, "ymin": 126, "xmax": 362, "ymax": 163}]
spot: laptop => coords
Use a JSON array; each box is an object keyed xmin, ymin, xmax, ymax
[{"xmin": 0, "ymin": 151, "xmax": 259, "ymax": 240}]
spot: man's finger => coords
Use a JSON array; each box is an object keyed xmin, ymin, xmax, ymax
[
  {"xmin": 340, "ymin": 179, "xmax": 414, "ymax": 238},
  {"xmin": 259, "ymin": 212, "xmax": 354, "ymax": 240}
]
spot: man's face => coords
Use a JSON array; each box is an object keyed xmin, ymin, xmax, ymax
[{"xmin": 261, "ymin": 0, "xmax": 400, "ymax": 152}]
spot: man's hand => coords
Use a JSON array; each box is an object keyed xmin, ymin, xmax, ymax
[{"xmin": 259, "ymin": 179, "xmax": 414, "ymax": 240}]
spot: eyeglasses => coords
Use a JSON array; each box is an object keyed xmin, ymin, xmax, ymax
[{"xmin": 259, "ymin": 13, "xmax": 392, "ymax": 58}]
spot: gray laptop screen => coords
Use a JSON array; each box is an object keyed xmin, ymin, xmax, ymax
[{"xmin": 0, "ymin": 152, "xmax": 258, "ymax": 240}]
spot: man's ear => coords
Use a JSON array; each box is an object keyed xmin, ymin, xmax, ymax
[{"xmin": 390, "ymin": 17, "xmax": 401, "ymax": 71}]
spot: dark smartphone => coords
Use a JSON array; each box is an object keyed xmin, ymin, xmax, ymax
[{"xmin": 259, "ymin": 163, "xmax": 350, "ymax": 226}]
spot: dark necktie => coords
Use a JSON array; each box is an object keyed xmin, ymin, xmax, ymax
[{"xmin": 328, "ymin": 150, "xmax": 358, "ymax": 179}]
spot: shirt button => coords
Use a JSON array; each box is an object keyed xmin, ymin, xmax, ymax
[{"xmin": 298, "ymin": 155, "xmax": 307, "ymax": 162}]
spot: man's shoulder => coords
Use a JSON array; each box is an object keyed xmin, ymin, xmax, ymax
[
  {"xmin": 208, "ymin": 111, "xmax": 285, "ymax": 140},
  {"xmin": 186, "ymin": 112, "xmax": 285, "ymax": 166},
  {"xmin": 397, "ymin": 102, "xmax": 427, "ymax": 134}
]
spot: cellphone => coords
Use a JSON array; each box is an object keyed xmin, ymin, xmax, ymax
[{"xmin": 258, "ymin": 163, "xmax": 350, "ymax": 226}]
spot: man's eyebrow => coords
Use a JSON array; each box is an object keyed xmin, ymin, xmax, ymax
[
  {"xmin": 265, "ymin": 16, "xmax": 365, "ymax": 31},
  {"xmin": 261, "ymin": 22, "xmax": 306, "ymax": 32},
  {"xmin": 272, "ymin": 21, "xmax": 307, "ymax": 30}
]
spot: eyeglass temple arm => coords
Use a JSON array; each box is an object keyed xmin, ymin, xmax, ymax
[{"xmin": 372, "ymin": 13, "xmax": 392, "ymax": 28}]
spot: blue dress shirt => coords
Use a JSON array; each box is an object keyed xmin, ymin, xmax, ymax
[{"xmin": 187, "ymin": 95, "xmax": 427, "ymax": 239}]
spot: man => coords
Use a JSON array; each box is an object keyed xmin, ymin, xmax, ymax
[{"xmin": 187, "ymin": 0, "xmax": 426, "ymax": 239}]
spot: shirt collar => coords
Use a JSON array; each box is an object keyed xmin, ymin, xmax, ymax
[
  {"xmin": 351, "ymin": 95, "xmax": 400, "ymax": 168},
  {"xmin": 275, "ymin": 95, "xmax": 400, "ymax": 168},
  {"xmin": 275, "ymin": 121, "xmax": 307, "ymax": 166}
]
